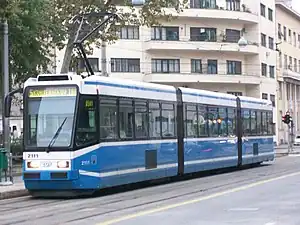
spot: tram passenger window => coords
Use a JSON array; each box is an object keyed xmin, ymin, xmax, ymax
[
  {"xmin": 227, "ymin": 108, "xmax": 236, "ymax": 136},
  {"xmin": 185, "ymin": 104, "xmax": 197, "ymax": 138},
  {"xmin": 100, "ymin": 98, "xmax": 118, "ymax": 140},
  {"xmin": 267, "ymin": 111, "xmax": 274, "ymax": 135},
  {"xmin": 208, "ymin": 107, "xmax": 218, "ymax": 136},
  {"xmin": 218, "ymin": 108, "xmax": 227, "ymax": 136},
  {"xmin": 250, "ymin": 111, "xmax": 257, "ymax": 135},
  {"xmin": 149, "ymin": 102, "xmax": 161, "ymax": 138},
  {"xmin": 257, "ymin": 111, "xmax": 262, "ymax": 135},
  {"xmin": 242, "ymin": 110, "xmax": 251, "ymax": 136},
  {"xmin": 161, "ymin": 103, "xmax": 176, "ymax": 137},
  {"xmin": 198, "ymin": 105, "xmax": 208, "ymax": 136},
  {"xmin": 135, "ymin": 100, "xmax": 148, "ymax": 139},
  {"xmin": 119, "ymin": 99, "xmax": 134, "ymax": 139},
  {"xmin": 75, "ymin": 96, "xmax": 98, "ymax": 146},
  {"xmin": 262, "ymin": 111, "xmax": 268, "ymax": 135}
]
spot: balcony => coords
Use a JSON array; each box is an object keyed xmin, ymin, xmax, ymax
[
  {"xmin": 164, "ymin": 4, "xmax": 258, "ymax": 24},
  {"xmin": 282, "ymin": 68, "xmax": 300, "ymax": 82},
  {"xmin": 143, "ymin": 69, "xmax": 262, "ymax": 85},
  {"xmin": 145, "ymin": 40, "xmax": 259, "ymax": 55}
]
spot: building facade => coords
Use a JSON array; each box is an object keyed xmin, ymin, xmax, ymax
[
  {"xmin": 53, "ymin": 0, "xmax": 278, "ymax": 141},
  {"xmin": 276, "ymin": 1, "xmax": 300, "ymax": 144}
]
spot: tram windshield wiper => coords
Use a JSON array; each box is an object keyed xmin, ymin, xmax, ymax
[{"xmin": 47, "ymin": 117, "xmax": 67, "ymax": 152}]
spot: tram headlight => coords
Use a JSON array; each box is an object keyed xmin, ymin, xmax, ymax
[
  {"xmin": 57, "ymin": 161, "xmax": 70, "ymax": 168},
  {"xmin": 27, "ymin": 161, "xmax": 39, "ymax": 168}
]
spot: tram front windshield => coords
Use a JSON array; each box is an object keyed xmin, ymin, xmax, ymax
[{"xmin": 25, "ymin": 87, "xmax": 77, "ymax": 149}]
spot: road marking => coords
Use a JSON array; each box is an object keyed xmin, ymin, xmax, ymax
[
  {"xmin": 228, "ymin": 207, "xmax": 259, "ymax": 211},
  {"xmin": 97, "ymin": 171, "xmax": 300, "ymax": 225}
]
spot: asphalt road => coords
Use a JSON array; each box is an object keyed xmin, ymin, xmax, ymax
[{"xmin": 1, "ymin": 156, "xmax": 300, "ymax": 225}]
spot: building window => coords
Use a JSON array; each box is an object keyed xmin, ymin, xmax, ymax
[
  {"xmin": 191, "ymin": 59, "xmax": 202, "ymax": 73},
  {"xmin": 260, "ymin": 3, "xmax": 265, "ymax": 17},
  {"xmin": 293, "ymin": 32, "xmax": 297, "ymax": 47},
  {"xmin": 261, "ymin": 33, "xmax": 266, "ymax": 47},
  {"xmin": 190, "ymin": 27, "xmax": 217, "ymax": 42},
  {"xmin": 294, "ymin": 58, "xmax": 297, "ymax": 72},
  {"xmin": 283, "ymin": 26, "xmax": 287, "ymax": 41},
  {"xmin": 268, "ymin": 37, "xmax": 274, "ymax": 49},
  {"xmin": 226, "ymin": 0, "xmax": 240, "ymax": 11},
  {"xmin": 151, "ymin": 26, "xmax": 179, "ymax": 41},
  {"xmin": 111, "ymin": 58, "xmax": 140, "ymax": 72},
  {"xmin": 298, "ymin": 34, "xmax": 300, "ymax": 48},
  {"xmin": 289, "ymin": 29, "xmax": 292, "ymax": 44},
  {"xmin": 284, "ymin": 54, "xmax": 288, "ymax": 69},
  {"xmin": 227, "ymin": 60, "xmax": 242, "ymax": 74},
  {"xmin": 279, "ymin": 52, "xmax": 282, "ymax": 68},
  {"xmin": 268, "ymin": 8, "xmax": 273, "ymax": 21},
  {"xmin": 190, "ymin": 0, "xmax": 216, "ymax": 9},
  {"xmin": 289, "ymin": 56, "xmax": 292, "ymax": 69},
  {"xmin": 262, "ymin": 93, "xmax": 268, "ymax": 100},
  {"xmin": 227, "ymin": 91, "xmax": 242, "ymax": 96},
  {"xmin": 117, "ymin": 26, "xmax": 139, "ymax": 39},
  {"xmin": 225, "ymin": 29, "xmax": 240, "ymax": 42},
  {"xmin": 71, "ymin": 58, "xmax": 99, "ymax": 73},
  {"xmin": 151, "ymin": 59, "xmax": 180, "ymax": 73},
  {"xmin": 298, "ymin": 60, "xmax": 300, "ymax": 72},
  {"xmin": 207, "ymin": 59, "xmax": 218, "ymax": 74},
  {"xmin": 270, "ymin": 94, "xmax": 275, "ymax": 107},
  {"xmin": 261, "ymin": 63, "xmax": 267, "ymax": 76},
  {"xmin": 278, "ymin": 23, "xmax": 282, "ymax": 39},
  {"xmin": 269, "ymin": 65, "xmax": 275, "ymax": 78}
]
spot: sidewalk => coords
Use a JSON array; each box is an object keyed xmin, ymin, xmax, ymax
[
  {"xmin": 0, "ymin": 176, "xmax": 28, "ymax": 200},
  {"xmin": 275, "ymin": 144, "xmax": 300, "ymax": 156}
]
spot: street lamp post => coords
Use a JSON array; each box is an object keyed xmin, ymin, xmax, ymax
[{"xmin": 1, "ymin": 19, "xmax": 12, "ymax": 185}]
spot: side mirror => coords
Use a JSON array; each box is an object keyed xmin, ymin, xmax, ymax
[{"xmin": 4, "ymin": 95, "xmax": 12, "ymax": 118}]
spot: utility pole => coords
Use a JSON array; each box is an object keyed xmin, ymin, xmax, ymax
[
  {"xmin": 1, "ymin": 20, "xmax": 12, "ymax": 184},
  {"xmin": 290, "ymin": 119, "xmax": 294, "ymax": 153},
  {"xmin": 101, "ymin": 41, "xmax": 107, "ymax": 76}
]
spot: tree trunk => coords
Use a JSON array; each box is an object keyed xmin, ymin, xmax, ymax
[{"xmin": 60, "ymin": 35, "xmax": 75, "ymax": 74}]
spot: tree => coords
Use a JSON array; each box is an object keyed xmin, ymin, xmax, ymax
[
  {"xmin": 0, "ymin": 0, "xmax": 65, "ymax": 86},
  {"xmin": 54, "ymin": 0, "xmax": 188, "ymax": 73}
]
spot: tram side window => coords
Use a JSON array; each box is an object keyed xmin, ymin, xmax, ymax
[
  {"xmin": 227, "ymin": 108, "xmax": 236, "ymax": 136},
  {"xmin": 218, "ymin": 107, "xmax": 227, "ymax": 137},
  {"xmin": 149, "ymin": 102, "xmax": 161, "ymax": 138},
  {"xmin": 161, "ymin": 103, "xmax": 176, "ymax": 137},
  {"xmin": 119, "ymin": 99, "xmax": 134, "ymax": 139},
  {"xmin": 185, "ymin": 104, "xmax": 197, "ymax": 138},
  {"xmin": 267, "ymin": 111, "xmax": 274, "ymax": 135},
  {"xmin": 261, "ymin": 111, "xmax": 268, "ymax": 135},
  {"xmin": 135, "ymin": 100, "xmax": 149, "ymax": 139},
  {"xmin": 207, "ymin": 106, "xmax": 218, "ymax": 136},
  {"xmin": 250, "ymin": 110, "xmax": 257, "ymax": 135},
  {"xmin": 242, "ymin": 109, "xmax": 251, "ymax": 136},
  {"xmin": 197, "ymin": 105, "xmax": 208, "ymax": 137},
  {"xmin": 99, "ymin": 98, "xmax": 118, "ymax": 140},
  {"xmin": 257, "ymin": 111, "xmax": 262, "ymax": 135},
  {"xmin": 75, "ymin": 96, "xmax": 98, "ymax": 147}
]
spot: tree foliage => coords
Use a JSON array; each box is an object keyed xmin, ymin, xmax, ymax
[
  {"xmin": 0, "ymin": 0, "xmax": 64, "ymax": 86},
  {"xmin": 54, "ymin": 0, "xmax": 188, "ymax": 73}
]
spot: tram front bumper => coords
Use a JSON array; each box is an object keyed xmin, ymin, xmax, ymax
[{"xmin": 23, "ymin": 170, "xmax": 80, "ymax": 190}]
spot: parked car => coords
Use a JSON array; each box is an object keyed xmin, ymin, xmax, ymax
[{"xmin": 294, "ymin": 135, "xmax": 300, "ymax": 146}]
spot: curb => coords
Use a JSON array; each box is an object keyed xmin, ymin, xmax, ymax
[
  {"xmin": 275, "ymin": 153, "xmax": 289, "ymax": 157},
  {"xmin": 0, "ymin": 189, "xmax": 29, "ymax": 200}
]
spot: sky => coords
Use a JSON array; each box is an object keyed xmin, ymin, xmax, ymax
[{"xmin": 292, "ymin": 0, "xmax": 300, "ymax": 13}]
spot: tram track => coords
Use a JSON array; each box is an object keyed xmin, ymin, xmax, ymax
[{"xmin": 0, "ymin": 157, "xmax": 299, "ymax": 225}]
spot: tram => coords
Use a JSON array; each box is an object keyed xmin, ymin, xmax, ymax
[{"xmin": 4, "ymin": 74, "xmax": 275, "ymax": 196}]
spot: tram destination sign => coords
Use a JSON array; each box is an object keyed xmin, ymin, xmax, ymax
[{"xmin": 28, "ymin": 86, "xmax": 77, "ymax": 98}]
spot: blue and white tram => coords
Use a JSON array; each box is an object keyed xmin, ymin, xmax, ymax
[{"xmin": 7, "ymin": 74, "xmax": 274, "ymax": 196}]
